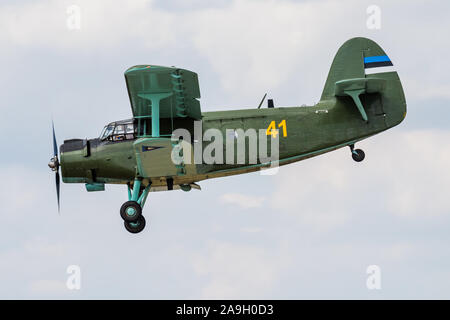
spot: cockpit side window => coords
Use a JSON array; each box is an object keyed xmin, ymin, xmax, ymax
[
  {"xmin": 125, "ymin": 123, "xmax": 135, "ymax": 140},
  {"xmin": 125, "ymin": 124, "xmax": 134, "ymax": 134},
  {"xmin": 113, "ymin": 125, "xmax": 125, "ymax": 141},
  {"xmin": 115, "ymin": 125, "xmax": 125, "ymax": 135}
]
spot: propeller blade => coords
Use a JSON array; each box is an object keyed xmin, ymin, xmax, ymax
[
  {"xmin": 56, "ymin": 170, "xmax": 61, "ymax": 213},
  {"xmin": 51, "ymin": 120, "xmax": 61, "ymax": 213},
  {"xmin": 52, "ymin": 121, "xmax": 58, "ymax": 157}
]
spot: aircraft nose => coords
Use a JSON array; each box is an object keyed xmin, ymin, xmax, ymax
[{"xmin": 59, "ymin": 139, "xmax": 88, "ymax": 182}]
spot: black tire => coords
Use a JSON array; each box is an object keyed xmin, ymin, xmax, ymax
[
  {"xmin": 120, "ymin": 201, "xmax": 142, "ymax": 222},
  {"xmin": 352, "ymin": 149, "xmax": 365, "ymax": 162},
  {"xmin": 124, "ymin": 215, "xmax": 146, "ymax": 234}
]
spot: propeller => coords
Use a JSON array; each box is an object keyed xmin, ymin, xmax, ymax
[{"xmin": 48, "ymin": 121, "xmax": 61, "ymax": 212}]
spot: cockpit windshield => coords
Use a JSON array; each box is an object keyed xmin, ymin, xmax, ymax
[
  {"xmin": 100, "ymin": 125, "xmax": 115, "ymax": 140},
  {"xmin": 100, "ymin": 120, "xmax": 135, "ymax": 141}
]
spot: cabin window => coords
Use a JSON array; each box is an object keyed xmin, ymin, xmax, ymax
[
  {"xmin": 125, "ymin": 124, "xmax": 134, "ymax": 134},
  {"xmin": 125, "ymin": 124, "xmax": 135, "ymax": 140},
  {"xmin": 113, "ymin": 125, "xmax": 125, "ymax": 141},
  {"xmin": 114, "ymin": 125, "xmax": 125, "ymax": 135}
]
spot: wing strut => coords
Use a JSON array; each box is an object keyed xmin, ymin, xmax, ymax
[{"xmin": 138, "ymin": 92, "xmax": 173, "ymax": 137}]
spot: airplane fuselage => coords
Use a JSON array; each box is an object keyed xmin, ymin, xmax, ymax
[{"xmin": 60, "ymin": 70, "xmax": 405, "ymax": 190}]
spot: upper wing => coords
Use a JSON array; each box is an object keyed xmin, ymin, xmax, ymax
[{"xmin": 124, "ymin": 65, "xmax": 201, "ymax": 120}]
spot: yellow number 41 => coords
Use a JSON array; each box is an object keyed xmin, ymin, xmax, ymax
[{"xmin": 266, "ymin": 120, "xmax": 287, "ymax": 138}]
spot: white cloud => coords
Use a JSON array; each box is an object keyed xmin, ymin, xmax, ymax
[
  {"xmin": 185, "ymin": 0, "xmax": 376, "ymax": 100},
  {"xmin": 270, "ymin": 129, "xmax": 450, "ymax": 229},
  {"xmin": 29, "ymin": 279, "xmax": 67, "ymax": 296},
  {"xmin": 0, "ymin": 0, "xmax": 175, "ymax": 50},
  {"xmin": 2, "ymin": 0, "xmax": 450, "ymax": 104},
  {"xmin": 240, "ymin": 226, "xmax": 263, "ymax": 233},
  {"xmin": 220, "ymin": 193, "xmax": 265, "ymax": 208},
  {"xmin": 402, "ymin": 78, "xmax": 450, "ymax": 101},
  {"xmin": 382, "ymin": 130, "xmax": 450, "ymax": 217},
  {"xmin": 0, "ymin": 165, "xmax": 49, "ymax": 221},
  {"xmin": 192, "ymin": 241, "xmax": 288, "ymax": 299}
]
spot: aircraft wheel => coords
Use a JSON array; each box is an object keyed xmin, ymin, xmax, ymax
[
  {"xmin": 352, "ymin": 149, "xmax": 365, "ymax": 162},
  {"xmin": 124, "ymin": 215, "xmax": 146, "ymax": 234},
  {"xmin": 120, "ymin": 201, "xmax": 142, "ymax": 222}
]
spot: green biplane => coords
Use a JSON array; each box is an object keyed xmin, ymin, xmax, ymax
[{"xmin": 48, "ymin": 37, "xmax": 406, "ymax": 234}]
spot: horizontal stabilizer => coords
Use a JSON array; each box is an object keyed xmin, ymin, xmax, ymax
[
  {"xmin": 335, "ymin": 78, "xmax": 386, "ymax": 122},
  {"xmin": 335, "ymin": 78, "xmax": 386, "ymax": 95}
]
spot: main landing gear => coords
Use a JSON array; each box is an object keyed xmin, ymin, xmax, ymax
[
  {"xmin": 120, "ymin": 179, "xmax": 150, "ymax": 234},
  {"xmin": 349, "ymin": 144, "xmax": 365, "ymax": 162}
]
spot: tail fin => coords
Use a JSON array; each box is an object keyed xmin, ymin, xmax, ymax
[{"xmin": 320, "ymin": 37, "xmax": 406, "ymax": 128}]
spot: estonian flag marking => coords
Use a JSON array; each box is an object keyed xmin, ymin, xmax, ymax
[{"xmin": 364, "ymin": 55, "xmax": 393, "ymax": 69}]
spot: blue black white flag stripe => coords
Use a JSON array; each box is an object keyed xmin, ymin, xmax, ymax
[{"xmin": 364, "ymin": 55, "xmax": 393, "ymax": 69}]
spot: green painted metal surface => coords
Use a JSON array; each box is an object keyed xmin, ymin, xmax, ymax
[
  {"xmin": 131, "ymin": 179, "xmax": 141, "ymax": 201},
  {"xmin": 85, "ymin": 183, "xmax": 105, "ymax": 192},
  {"xmin": 124, "ymin": 65, "xmax": 201, "ymax": 120},
  {"xmin": 59, "ymin": 37, "xmax": 406, "ymax": 194}
]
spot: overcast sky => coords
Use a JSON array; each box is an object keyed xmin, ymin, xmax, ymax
[{"xmin": 0, "ymin": 0, "xmax": 450, "ymax": 299}]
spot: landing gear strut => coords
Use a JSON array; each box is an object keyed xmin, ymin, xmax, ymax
[
  {"xmin": 120, "ymin": 179, "xmax": 151, "ymax": 234},
  {"xmin": 349, "ymin": 144, "xmax": 365, "ymax": 162}
]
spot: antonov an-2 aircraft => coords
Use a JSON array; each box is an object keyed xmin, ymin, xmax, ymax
[{"xmin": 48, "ymin": 37, "xmax": 406, "ymax": 234}]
